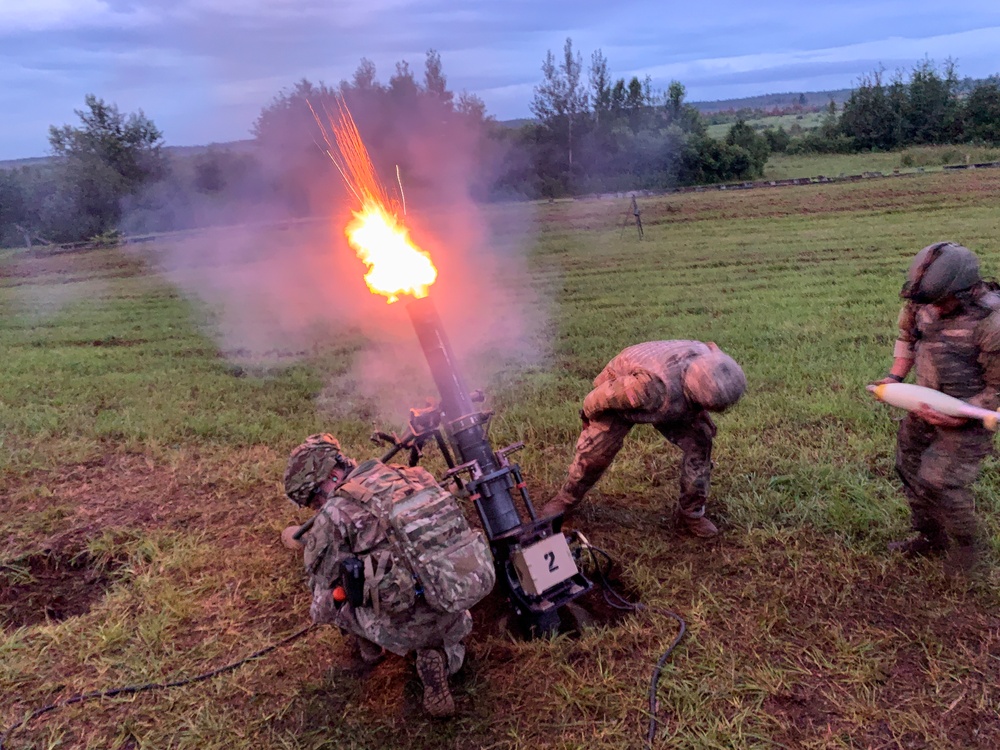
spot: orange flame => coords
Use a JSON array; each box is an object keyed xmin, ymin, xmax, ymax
[{"xmin": 312, "ymin": 99, "xmax": 437, "ymax": 303}]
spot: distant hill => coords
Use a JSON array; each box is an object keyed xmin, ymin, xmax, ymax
[
  {"xmin": 159, "ymin": 139, "xmax": 257, "ymax": 157},
  {"xmin": 494, "ymin": 87, "xmax": 855, "ymax": 129},
  {"xmin": 497, "ymin": 117, "xmax": 533, "ymax": 130},
  {"xmin": 688, "ymin": 88, "xmax": 855, "ymax": 113},
  {"xmin": 0, "ymin": 140, "xmax": 258, "ymax": 171},
  {"xmin": 0, "ymin": 155, "xmax": 52, "ymax": 169}
]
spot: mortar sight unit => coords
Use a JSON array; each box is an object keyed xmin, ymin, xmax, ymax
[{"xmin": 373, "ymin": 296, "xmax": 591, "ymax": 636}]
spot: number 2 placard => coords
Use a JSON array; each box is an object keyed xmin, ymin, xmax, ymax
[{"xmin": 514, "ymin": 535, "xmax": 579, "ymax": 595}]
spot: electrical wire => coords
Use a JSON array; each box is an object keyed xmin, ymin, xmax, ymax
[
  {"xmin": 0, "ymin": 623, "xmax": 317, "ymax": 750},
  {"xmin": 574, "ymin": 535, "xmax": 687, "ymax": 749}
]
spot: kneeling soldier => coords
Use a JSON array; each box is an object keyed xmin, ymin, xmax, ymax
[{"xmin": 283, "ymin": 434, "xmax": 495, "ymax": 717}]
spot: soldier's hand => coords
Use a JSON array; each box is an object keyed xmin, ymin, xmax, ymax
[
  {"xmin": 870, "ymin": 377, "xmax": 900, "ymax": 387},
  {"xmin": 914, "ymin": 402, "xmax": 968, "ymax": 428}
]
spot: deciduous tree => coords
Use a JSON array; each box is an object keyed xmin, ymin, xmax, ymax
[
  {"xmin": 964, "ymin": 80, "xmax": 1000, "ymax": 143},
  {"xmin": 47, "ymin": 94, "xmax": 164, "ymax": 239}
]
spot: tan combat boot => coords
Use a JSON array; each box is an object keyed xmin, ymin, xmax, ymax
[
  {"xmin": 887, "ymin": 535, "xmax": 948, "ymax": 558},
  {"xmin": 888, "ymin": 528, "xmax": 949, "ymax": 558},
  {"xmin": 679, "ymin": 514, "xmax": 719, "ymax": 539},
  {"xmin": 415, "ymin": 649, "xmax": 455, "ymax": 718},
  {"xmin": 943, "ymin": 536, "xmax": 983, "ymax": 579}
]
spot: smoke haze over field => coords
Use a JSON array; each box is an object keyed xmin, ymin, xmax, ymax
[{"xmin": 148, "ymin": 106, "xmax": 544, "ymax": 425}]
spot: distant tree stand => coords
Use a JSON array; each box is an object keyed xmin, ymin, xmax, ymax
[{"xmin": 619, "ymin": 195, "xmax": 643, "ymax": 239}]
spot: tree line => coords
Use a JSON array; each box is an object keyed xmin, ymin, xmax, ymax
[
  {"xmin": 773, "ymin": 60, "xmax": 1000, "ymax": 155},
  {"xmin": 501, "ymin": 39, "xmax": 769, "ymax": 197},
  {"xmin": 2, "ymin": 46, "xmax": 1000, "ymax": 247}
]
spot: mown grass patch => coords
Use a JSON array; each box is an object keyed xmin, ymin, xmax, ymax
[{"xmin": 764, "ymin": 144, "xmax": 1000, "ymax": 181}]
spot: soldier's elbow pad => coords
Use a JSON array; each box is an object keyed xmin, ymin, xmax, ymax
[{"xmin": 892, "ymin": 340, "xmax": 914, "ymax": 359}]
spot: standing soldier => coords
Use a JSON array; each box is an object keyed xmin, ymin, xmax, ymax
[
  {"xmin": 282, "ymin": 434, "xmax": 495, "ymax": 717},
  {"xmin": 874, "ymin": 242, "xmax": 1000, "ymax": 574},
  {"xmin": 542, "ymin": 341, "xmax": 746, "ymax": 537}
]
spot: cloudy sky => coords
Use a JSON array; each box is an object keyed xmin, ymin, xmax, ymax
[{"xmin": 2, "ymin": 0, "xmax": 1000, "ymax": 160}]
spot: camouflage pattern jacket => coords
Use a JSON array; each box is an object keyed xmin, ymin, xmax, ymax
[
  {"xmin": 583, "ymin": 340, "xmax": 711, "ymax": 424},
  {"xmin": 302, "ymin": 460, "xmax": 494, "ymax": 634},
  {"xmin": 896, "ymin": 290, "xmax": 1000, "ymax": 410}
]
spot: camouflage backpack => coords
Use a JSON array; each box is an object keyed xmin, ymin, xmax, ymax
[{"xmin": 319, "ymin": 459, "xmax": 495, "ymax": 616}]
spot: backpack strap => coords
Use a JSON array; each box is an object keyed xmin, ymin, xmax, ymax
[{"xmin": 362, "ymin": 550, "xmax": 392, "ymax": 617}]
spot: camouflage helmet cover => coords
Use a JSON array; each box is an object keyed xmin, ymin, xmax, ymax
[
  {"xmin": 682, "ymin": 345, "xmax": 747, "ymax": 412},
  {"xmin": 283, "ymin": 433, "xmax": 358, "ymax": 506},
  {"xmin": 901, "ymin": 242, "xmax": 981, "ymax": 303}
]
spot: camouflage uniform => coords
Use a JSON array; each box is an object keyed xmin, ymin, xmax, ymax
[
  {"xmin": 284, "ymin": 436, "xmax": 489, "ymax": 717},
  {"xmin": 893, "ymin": 291, "xmax": 1000, "ymax": 548},
  {"xmin": 548, "ymin": 341, "xmax": 745, "ymax": 528},
  {"xmin": 302, "ymin": 462, "xmax": 473, "ymax": 674}
]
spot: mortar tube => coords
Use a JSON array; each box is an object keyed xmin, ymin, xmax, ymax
[{"xmin": 405, "ymin": 296, "xmax": 521, "ymax": 536}]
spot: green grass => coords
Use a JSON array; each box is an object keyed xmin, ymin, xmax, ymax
[
  {"xmin": 706, "ymin": 111, "xmax": 826, "ymax": 139},
  {"xmin": 704, "ymin": 111, "xmax": 1000, "ymax": 180},
  {"xmin": 3, "ymin": 169, "xmax": 1000, "ymax": 748},
  {"xmin": 765, "ymin": 145, "xmax": 1000, "ymax": 181}
]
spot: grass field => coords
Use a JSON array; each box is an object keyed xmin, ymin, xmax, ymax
[
  {"xmin": 705, "ymin": 111, "xmax": 827, "ymax": 140},
  {"xmin": 4, "ymin": 168, "xmax": 1000, "ymax": 749},
  {"xmin": 764, "ymin": 145, "xmax": 1000, "ymax": 181},
  {"xmin": 702, "ymin": 108, "xmax": 1000, "ymax": 181}
]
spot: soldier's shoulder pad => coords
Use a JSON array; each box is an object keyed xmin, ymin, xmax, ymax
[
  {"xmin": 976, "ymin": 306, "xmax": 1000, "ymax": 351},
  {"xmin": 980, "ymin": 290, "xmax": 1000, "ymax": 311}
]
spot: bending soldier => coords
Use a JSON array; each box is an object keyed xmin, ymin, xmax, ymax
[
  {"xmin": 282, "ymin": 434, "xmax": 495, "ymax": 717},
  {"xmin": 542, "ymin": 341, "xmax": 746, "ymax": 537},
  {"xmin": 875, "ymin": 242, "xmax": 1000, "ymax": 573}
]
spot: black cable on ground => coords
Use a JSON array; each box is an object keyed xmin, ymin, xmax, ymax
[
  {"xmin": 582, "ymin": 543, "xmax": 687, "ymax": 750},
  {"xmin": 0, "ymin": 623, "xmax": 318, "ymax": 750}
]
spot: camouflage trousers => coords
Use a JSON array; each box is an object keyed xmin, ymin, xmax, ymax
[
  {"xmin": 313, "ymin": 589, "xmax": 471, "ymax": 674},
  {"xmin": 558, "ymin": 411, "xmax": 716, "ymax": 517},
  {"xmin": 895, "ymin": 413, "xmax": 993, "ymax": 544}
]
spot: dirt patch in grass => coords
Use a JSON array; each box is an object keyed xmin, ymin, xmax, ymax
[
  {"xmin": 0, "ymin": 550, "xmax": 120, "ymax": 629},
  {"xmin": 2, "ymin": 451, "xmax": 276, "ymax": 554},
  {"xmin": 84, "ymin": 336, "xmax": 148, "ymax": 347},
  {"xmin": 0, "ymin": 247, "xmax": 147, "ymax": 286}
]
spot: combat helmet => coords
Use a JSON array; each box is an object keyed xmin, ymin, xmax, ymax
[
  {"xmin": 682, "ymin": 344, "xmax": 747, "ymax": 412},
  {"xmin": 283, "ymin": 433, "xmax": 358, "ymax": 506},
  {"xmin": 901, "ymin": 242, "xmax": 981, "ymax": 304}
]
